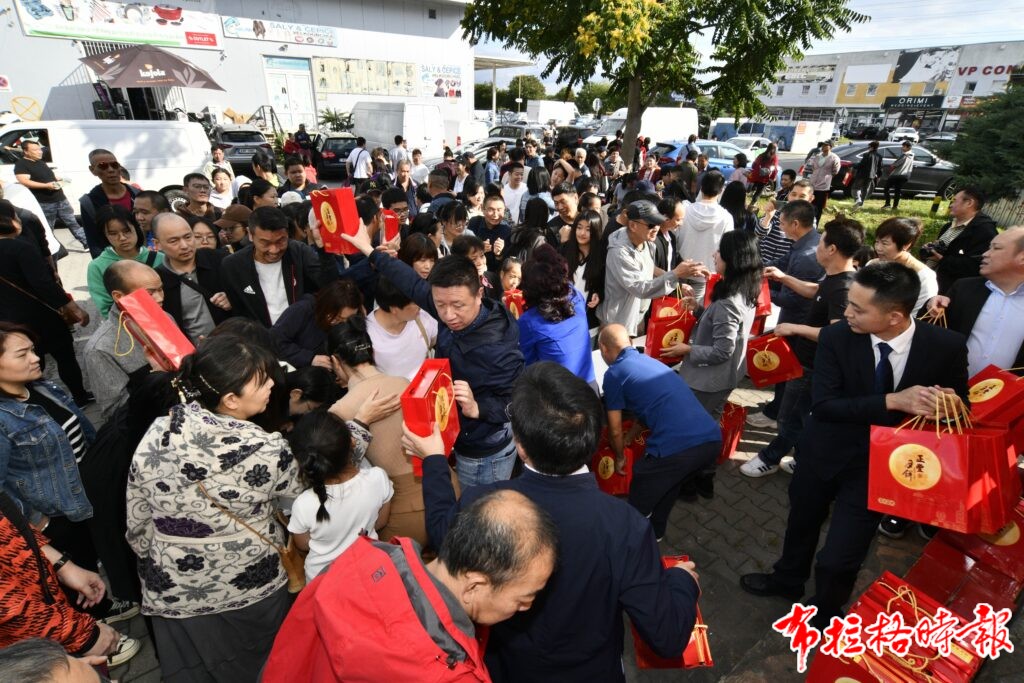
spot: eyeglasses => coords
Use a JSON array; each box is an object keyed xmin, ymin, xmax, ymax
[
  {"xmin": 196, "ymin": 234, "xmax": 216, "ymax": 244},
  {"xmin": 95, "ymin": 161, "xmax": 120, "ymax": 171},
  {"xmin": 189, "ymin": 184, "xmax": 212, "ymax": 191}
]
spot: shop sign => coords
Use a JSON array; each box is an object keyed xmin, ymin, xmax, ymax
[
  {"xmin": 882, "ymin": 95, "xmax": 945, "ymax": 110},
  {"xmin": 221, "ymin": 16, "xmax": 337, "ymax": 47},
  {"xmin": 14, "ymin": 1, "xmax": 221, "ymax": 49}
]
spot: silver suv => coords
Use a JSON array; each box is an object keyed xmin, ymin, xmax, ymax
[{"xmin": 210, "ymin": 124, "xmax": 273, "ymax": 174}]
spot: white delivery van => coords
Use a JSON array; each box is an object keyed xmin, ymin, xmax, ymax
[
  {"xmin": 350, "ymin": 102, "xmax": 445, "ymax": 159},
  {"xmin": 526, "ymin": 100, "xmax": 580, "ymax": 127},
  {"xmin": 444, "ymin": 119, "xmax": 490, "ymax": 150},
  {"xmin": 584, "ymin": 107, "xmax": 699, "ymax": 148},
  {"xmin": 0, "ymin": 120, "xmax": 210, "ymax": 214}
]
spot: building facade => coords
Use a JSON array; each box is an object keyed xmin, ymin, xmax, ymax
[
  {"xmin": 0, "ymin": 0, "xmax": 472, "ymax": 131},
  {"xmin": 762, "ymin": 41, "xmax": 1023, "ymax": 134}
]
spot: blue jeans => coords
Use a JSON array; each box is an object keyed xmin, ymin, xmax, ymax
[
  {"xmin": 40, "ymin": 199, "xmax": 88, "ymax": 247},
  {"xmin": 760, "ymin": 373, "xmax": 812, "ymax": 466},
  {"xmin": 453, "ymin": 438, "xmax": 517, "ymax": 487}
]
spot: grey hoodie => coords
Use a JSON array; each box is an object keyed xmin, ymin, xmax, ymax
[
  {"xmin": 676, "ymin": 200, "xmax": 734, "ymax": 279},
  {"xmin": 889, "ymin": 150, "xmax": 915, "ymax": 178},
  {"xmin": 598, "ymin": 227, "xmax": 679, "ymax": 336}
]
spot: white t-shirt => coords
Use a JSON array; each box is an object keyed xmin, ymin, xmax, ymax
[
  {"xmin": 502, "ymin": 184, "xmax": 528, "ymax": 224},
  {"xmin": 366, "ymin": 309, "xmax": 438, "ymax": 381},
  {"xmin": 288, "ymin": 466, "xmax": 394, "ymax": 580},
  {"xmin": 254, "ymin": 260, "xmax": 289, "ymax": 325},
  {"xmin": 347, "ymin": 147, "xmax": 370, "ymax": 179},
  {"xmin": 411, "ymin": 163, "xmax": 430, "ymax": 185}
]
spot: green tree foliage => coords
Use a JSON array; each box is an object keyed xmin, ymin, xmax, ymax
[
  {"xmin": 576, "ymin": 81, "xmax": 627, "ymax": 116},
  {"xmin": 463, "ymin": 0, "xmax": 866, "ymax": 165},
  {"xmin": 502, "ymin": 75, "xmax": 547, "ymax": 111},
  {"xmin": 948, "ymin": 84, "xmax": 1024, "ymax": 201},
  {"xmin": 552, "ymin": 85, "xmax": 575, "ymax": 102},
  {"xmin": 475, "ymin": 82, "xmax": 500, "ymax": 110}
]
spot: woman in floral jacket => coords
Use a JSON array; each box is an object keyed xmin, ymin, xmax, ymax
[{"xmin": 126, "ymin": 335, "xmax": 384, "ymax": 682}]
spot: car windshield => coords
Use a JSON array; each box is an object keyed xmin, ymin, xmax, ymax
[
  {"xmin": 594, "ymin": 118, "xmax": 626, "ymax": 136},
  {"xmin": 222, "ymin": 131, "xmax": 265, "ymax": 143},
  {"xmin": 325, "ymin": 140, "xmax": 354, "ymax": 152}
]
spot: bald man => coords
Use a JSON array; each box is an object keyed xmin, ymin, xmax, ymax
[
  {"xmin": 83, "ymin": 260, "xmax": 165, "ymax": 421},
  {"xmin": 598, "ymin": 324, "xmax": 721, "ymax": 540}
]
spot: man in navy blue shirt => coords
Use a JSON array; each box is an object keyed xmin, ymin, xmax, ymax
[
  {"xmin": 407, "ymin": 362, "xmax": 700, "ymax": 682},
  {"xmin": 598, "ymin": 324, "xmax": 722, "ymax": 540}
]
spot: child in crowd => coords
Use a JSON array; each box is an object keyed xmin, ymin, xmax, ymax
[{"xmin": 287, "ymin": 410, "xmax": 393, "ymax": 582}]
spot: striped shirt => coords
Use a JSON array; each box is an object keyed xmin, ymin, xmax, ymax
[
  {"xmin": 755, "ymin": 212, "xmax": 794, "ymax": 266},
  {"xmin": 27, "ymin": 388, "xmax": 86, "ymax": 463}
]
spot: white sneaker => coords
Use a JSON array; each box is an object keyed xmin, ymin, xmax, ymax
[
  {"xmin": 746, "ymin": 412, "xmax": 778, "ymax": 429},
  {"xmin": 740, "ymin": 455, "xmax": 779, "ymax": 478},
  {"xmin": 780, "ymin": 456, "xmax": 796, "ymax": 474},
  {"xmin": 108, "ymin": 635, "xmax": 142, "ymax": 668}
]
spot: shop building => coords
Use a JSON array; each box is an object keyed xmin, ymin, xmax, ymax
[
  {"xmin": 761, "ymin": 41, "xmax": 1023, "ymax": 134},
  {"xmin": 0, "ymin": 0, "xmax": 473, "ymax": 131}
]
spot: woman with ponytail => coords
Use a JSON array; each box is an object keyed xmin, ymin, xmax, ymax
[{"xmin": 286, "ymin": 410, "xmax": 392, "ymax": 581}]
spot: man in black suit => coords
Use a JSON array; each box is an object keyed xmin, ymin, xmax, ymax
[
  {"xmin": 652, "ymin": 196, "xmax": 684, "ymax": 273},
  {"xmin": 741, "ymin": 262, "xmax": 969, "ymax": 628},
  {"xmin": 409, "ymin": 362, "xmax": 701, "ymax": 683},
  {"xmin": 920, "ymin": 187, "xmax": 998, "ymax": 293},
  {"xmin": 927, "ymin": 226, "xmax": 1024, "ymax": 375}
]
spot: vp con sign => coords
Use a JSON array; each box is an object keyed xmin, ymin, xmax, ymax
[{"xmin": 957, "ymin": 65, "xmax": 1016, "ymax": 77}]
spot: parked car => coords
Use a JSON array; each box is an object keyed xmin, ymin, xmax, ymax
[
  {"xmin": 727, "ymin": 136, "xmax": 773, "ymax": 158},
  {"xmin": 847, "ymin": 125, "xmax": 889, "ymax": 141},
  {"xmin": 888, "ymin": 127, "xmax": 920, "ymax": 143},
  {"xmin": 826, "ymin": 142, "xmax": 957, "ymax": 199},
  {"xmin": 923, "ymin": 131, "xmax": 959, "ymax": 144},
  {"xmin": 312, "ymin": 133, "xmax": 358, "ymax": 179},
  {"xmin": 650, "ymin": 139, "xmax": 746, "ymax": 176},
  {"xmin": 210, "ymin": 124, "xmax": 274, "ymax": 175},
  {"xmin": 555, "ymin": 125, "xmax": 599, "ymax": 152}
]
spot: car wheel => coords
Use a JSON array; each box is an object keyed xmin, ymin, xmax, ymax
[{"xmin": 940, "ymin": 179, "xmax": 957, "ymax": 201}]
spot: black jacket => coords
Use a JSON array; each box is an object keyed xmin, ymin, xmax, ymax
[
  {"xmin": 800, "ymin": 320, "xmax": 969, "ymax": 481},
  {"xmin": 157, "ymin": 249, "xmax": 231, "ymax": 341},
  {"xmin": 935, "ymin": 212, "xmax": 998, "ymax": 293},
  {"xmin": 370, "ymin": 250, "xmax": 523, "ymax": 456},
  {"xmin": 220, "ymin": 241, "xmax": 337, "ymax": 327},
  {"xmin": 79, "ymin": 184, "xmax": 140, "ymax": 258},
  {"xmin": 944, "ymin": 276, "xmax": 1024, "ymax": 371},
  {"xmin": 422, "ymin": 462, "xmax": 699, "ymax": 682}
]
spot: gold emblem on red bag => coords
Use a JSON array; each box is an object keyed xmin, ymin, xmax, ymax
[
  {"xmin": 597, "ymin": 455, "xmax": 616, "ymax": 479},
  {"xmin": 752, "ymin": 349, "xmax": 781, "ymax": 372},
  {"xmin": 980, "ymin": 521, "xmax": 1021, "ymax": 546},
  {"xmin": 969, "ymin": 378, "xmax": 1004, "ymax": 404},
  {"xmin": 835, "ymin": 677, "xmax": 863, "ymax": 683},
  {"xmin": 321, "ymin": 204, "xmax": 338, "ymax": 233},
  {"xmin": 662, "ymin": 329, "xmax": 686, "ymax": 347},
  {"xmin": 656, "ymin": 306, "xmax": 680, "ymax": 319},
  {"xmin": 889, "ymin": 444, "xmax": 942, "ymax": 491},
  {"xmin": 434, "ymin": 386, "xmax": 451, "ymax": 431}
]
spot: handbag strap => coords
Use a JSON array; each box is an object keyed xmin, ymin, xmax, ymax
[
  {"xmin": 196, "ymin": 480, "xmax": 284, "ymax": 554},
  {"xmin": 413, "ymin": 315, "xmax": 431, "ymax": 350},
  {"xmin": 161, "ymin": 264, "xmax": 215, "ymax": 300},
  {"xmin": 0, "ymin": 275, "xmax": 65, "ymax": 316}
]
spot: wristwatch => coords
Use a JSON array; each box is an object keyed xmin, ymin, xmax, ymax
[{"xmin": 52, "ymin": 552, "xmax": 71, "ymax": 573}]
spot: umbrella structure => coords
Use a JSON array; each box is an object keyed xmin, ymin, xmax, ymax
[{"xmin": 80, "ymin": 44, "xmax": 224, "ymax": 91}]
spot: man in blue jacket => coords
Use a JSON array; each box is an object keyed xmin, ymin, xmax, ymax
[
  {"xmin": 342, "ymin": 221, "xmax": 524, "ymax": 486},
  {"xmin": 405, "ymin": 362, "xmax": 701, "ymax": 682}
]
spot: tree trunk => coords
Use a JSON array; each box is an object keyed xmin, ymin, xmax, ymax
[{"xmin": 619, "ymin": 76, "xmax": 645, "ymax": 172}]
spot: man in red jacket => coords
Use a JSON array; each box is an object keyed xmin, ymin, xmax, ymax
[{"xmin": 262, "ymin": 489, "xmax": 557, "ymax": 682}]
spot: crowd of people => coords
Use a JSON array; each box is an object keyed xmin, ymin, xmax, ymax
[{"xmin": 0, "ymin": 120, "xmax": 1019, "ymax": 683}]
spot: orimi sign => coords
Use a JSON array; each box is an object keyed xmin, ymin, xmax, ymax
[{"xmin": 882, "ymin": 95, "xmax": 946, "ymax": 110}]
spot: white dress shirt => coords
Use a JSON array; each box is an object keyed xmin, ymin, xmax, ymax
[
  {"xmin": 870, "ymin": 319, "xmax": 916, "ymax": 389},
  {"xmin": 967, "ymin": 280, "xmax": 1024, "ymax": 377}
]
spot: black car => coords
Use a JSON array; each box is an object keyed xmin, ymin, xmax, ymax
[
  {"xmin": 555, "ymin": 125, "xmax": 598, "ymax": 152},
  {"xmin": 827, "ymin": 142, "xmax": 957, "ymax": 200},
  {"xmin": 313, "ymin": 133, "xmax": 357, "ymax": 180},
  {"xmin": 210, "ymin": 124, "xmax": 274, "ymax": 175}
]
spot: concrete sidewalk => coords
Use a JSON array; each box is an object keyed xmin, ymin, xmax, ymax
[{"xmin": 48, "ymin": 229, "xmax": 1020, "ymax": 682}]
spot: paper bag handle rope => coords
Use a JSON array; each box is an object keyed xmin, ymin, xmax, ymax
[
  {"xmin": 197, "ymin": 480, "xmax": 285, "ymax": 555},
  {"xmin": 113, "ymin": 311, "xmax": 136, "ymax": 358},
  {"xmin": 917, "ymin": 308, "xmax": 947, "ymax": 328}
]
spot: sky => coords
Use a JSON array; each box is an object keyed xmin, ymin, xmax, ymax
[{"xmin": 474, "ymin": 0, "xmax": 1022, "ymax": 89}]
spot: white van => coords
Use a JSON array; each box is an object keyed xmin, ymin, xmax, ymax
[
  {"xmin": 444, "ymin": 119, "xmax": 489, "ymax": 150},
  {"xmin": 350, "ymin": 102, "xmax": 445, "ymax": 159},
  {"xmin": 584, "ymin": 107, "xmax": 699, "ymax": 148},
  {"xmin": 0, "ymin": 120, "xmax": 210, "ymax": 214}
]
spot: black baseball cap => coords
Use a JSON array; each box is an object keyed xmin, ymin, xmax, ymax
[{"xmin": 626, "ymin": 200, "xmax": 667, "ymax": 227}]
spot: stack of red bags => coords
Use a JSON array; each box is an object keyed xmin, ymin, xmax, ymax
[
  {"xmin": 632, "ymin": 555, "xmax": 712, "ymax": 669},
  {"xmin": 967, "ymin": 364, "xmax": 1024, "ymax": 455},
  {"xmin": 591, "ymin": 420, "xmax": 649, "ymax": 496},
  {"xmin": 645, "ymin": 294, "xmax": 695, "ymax": 365},
  {"xmin": 807, "ymin": 572, "xmax": 984, "ymax": 682},
  {"xmin": 717, "ymin": 402, "xmax": 746, "ymax": 464}
]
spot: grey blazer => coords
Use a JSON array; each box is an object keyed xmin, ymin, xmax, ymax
[{"xmin": 678, "ymin": 291, "xmax": 755, "ymax": 393}]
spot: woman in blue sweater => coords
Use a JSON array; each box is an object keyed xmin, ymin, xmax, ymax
[{"xmin": 517, "ymin": 243, "xmax": 596, "ymax": 388}]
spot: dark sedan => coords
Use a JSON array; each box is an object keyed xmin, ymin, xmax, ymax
[
  {"xmin": 826, "ymin": 142, "xmax": 958, "ymax": 200},
  {"xmin": 313, "ymin": 133, "xmax": 357, "ymax": 180}
]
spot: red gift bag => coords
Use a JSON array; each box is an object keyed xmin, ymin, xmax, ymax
[
  {"xmin": 381, "ymin": 209, "xmax": 401, "ymax": 243},
  {"xmin": 904, "ymin": 538, "xmax": 1022, "ymax": 619},
  {"xmin": 645, "ymin": 305, "xmax": 696, "ymax": 365},
  {"xmin": 401, "ymin": 359, "xmax": 460, "ymax": 477},
  {"xmin": 591, "ymin": 421, "xmax": 647, "ymax": 496},
  {"xmin": 744, "ymin": 334, "xmax": 803, "ymax": 388},
  {"xmin": 117, "ymin": 289, "xmax": 195, "ymax": 371},
  {"xmin": 702, "ymin": 273, "xmax": 721, "ymax": 308},
  {"xmin": 967, "ymin": 365, "xmax": 1024, "ymax": 424},
  {"xmin": 632, "ymin": 555, "xmax": 712, "ymax": 669},
  {"xmin": 868, "ymin": 412, "xmax": 1018, "ymax": 534},
  {"xmin": 717, "ymin": 402, "xmax": 746, "ymax": 464},
  {"xmin": 938, "ymin": 500, "xmax": 1024, "ymax": 582},
  {"xmin": 502, "ymin": 289, "xmax": 525, "ymax": 319},
  {"xmin": 755, "ymin": 278, "xmax": 772, "ymax": 317},
  {"xmin": 311, "ymin": 187, "xmax": 360, "ymax": 255}
]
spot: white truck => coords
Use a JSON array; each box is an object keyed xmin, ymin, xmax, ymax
[
  {"xmin": 526, "ymin": 100, "xmax": 580, "ymax": 127},
  {"xmin": 584, "ymin": 107, "xmax": 699, "ymax": 148},
  {"xmin": 350, "ymin": 102, "xmax": 446, "ymax": 159}
]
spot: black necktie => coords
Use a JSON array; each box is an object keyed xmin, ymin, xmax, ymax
[{"xmin": 874, "ymin": 342, "xmax": 894, "ymax": 394}]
